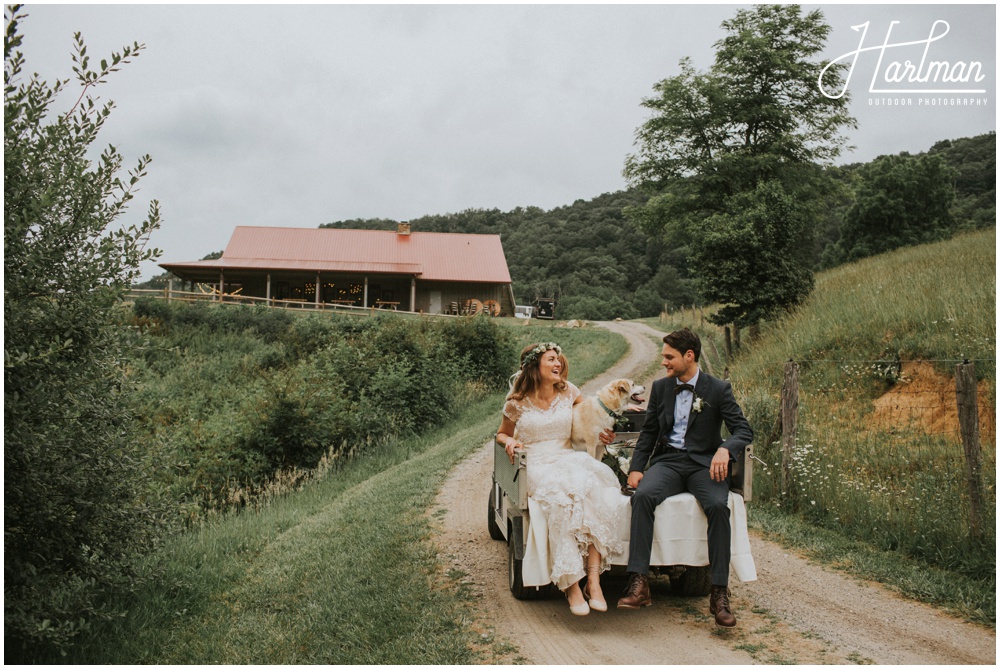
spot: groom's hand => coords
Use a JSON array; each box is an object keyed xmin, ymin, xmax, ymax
[
  {"xmin": 627, "ymin": 470, "xmax": 643, "ymax": 488},
  {"xmin": 710, "ymin": 448, "xmax": 730, "ymax": 482}
]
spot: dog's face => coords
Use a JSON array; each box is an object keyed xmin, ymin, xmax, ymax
[
  {"xmin": 626, "ymin": 380, "xmax": 645, "ymax": 405},
  {"xmin": 599, "ymin": 379, "xmax": 646, "ymax": 411}
]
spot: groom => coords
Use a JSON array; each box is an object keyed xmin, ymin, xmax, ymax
[{"xmin": 617, "ymin": 328, "xmax": 753, "ymax": 627}]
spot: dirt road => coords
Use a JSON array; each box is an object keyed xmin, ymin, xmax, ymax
[{"xmin": 430, "ymin": 320, "xmax": 996, "ymax": 664}]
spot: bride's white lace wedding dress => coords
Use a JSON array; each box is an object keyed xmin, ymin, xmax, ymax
[{"xmin": 503, "ymin": 383, "xmax": 628, "ymax": 591}]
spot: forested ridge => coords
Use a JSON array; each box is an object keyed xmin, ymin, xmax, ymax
[
  {"xmin": 140, "ymin": 133, "xmax": 994, "ymax": 321},
  {"xmin": 325, "ymin": 189, "xmax": 674, "ymax": 320},
  {"xmin": 318, "ymin": 132, "xmax": 995, "ymax": 320}
]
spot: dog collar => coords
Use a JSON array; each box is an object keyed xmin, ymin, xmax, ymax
[{"xmin": 597, "ymin": 398, "xmax": 621, "ymax": 418}]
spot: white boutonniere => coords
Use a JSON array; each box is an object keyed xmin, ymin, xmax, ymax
[{"xmin": 691, "ymin": 395, "xmax": 706, "ymax": 414}]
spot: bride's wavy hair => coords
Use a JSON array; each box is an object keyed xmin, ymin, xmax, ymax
[{"xmin": 507, "ymin": 342, "xmax": 569, "ymax": 401}]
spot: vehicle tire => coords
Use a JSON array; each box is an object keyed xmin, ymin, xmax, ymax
[
  {"xmin": 671, "ymin": 565, "xmax": 713, "ymax": 597},
  {"xmin": 508, "ymin": 535, "xmax": 531, "ymax": 599},
  {"xmin": 487, "ymin": 484, "xmax": 504, "ymax": 541}
]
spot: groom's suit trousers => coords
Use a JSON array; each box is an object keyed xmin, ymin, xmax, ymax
[{"xmin": 627, "ymin": 448, "xmax": 731, "ymax": 586}]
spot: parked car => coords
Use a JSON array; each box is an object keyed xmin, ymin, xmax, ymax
[
  {"xmin": 514, "ymin": 305, "xmax": 535, "ymax": 319},
  {"xmin": 533, "ymin": 298, "xmax": 555, "ymax": 320}
]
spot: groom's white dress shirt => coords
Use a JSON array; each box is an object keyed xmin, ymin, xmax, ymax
[{"xmin": 666, "ymin": 369, "xmax": 700, "ymax": 450}]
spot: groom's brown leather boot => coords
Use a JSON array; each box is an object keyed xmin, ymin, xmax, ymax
[
  {"xmin": 616, "ymin": 573, "xmax": 651, "ymax": 609},
  {"xmin": 709, "ymin": 585, "xmax": 737, "ymax": 627}
]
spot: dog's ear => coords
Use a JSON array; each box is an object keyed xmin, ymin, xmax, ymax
[{"xmin": 617, "ymin": 380, "xmax": 631, "ymax": 395}]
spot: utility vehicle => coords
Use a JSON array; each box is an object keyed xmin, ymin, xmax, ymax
[{"xmin": 488, "ymin": 411, "xmax": 753, "ymax": 599}]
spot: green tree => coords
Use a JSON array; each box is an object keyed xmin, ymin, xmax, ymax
[
  {"xmin": 833, "ymin": 153, "xmax": 956, "ymax": 263},
  {"xmin": 4, "ymin": 7, "xmax": 161, "ymax": 656},
  {"xmin": 624, "ymin": 5, "xmax": 855, "ymax": 327},
  {"xmin": 693, "ymin": 181, "xmax": 814, "ymax": 327},
  {"xmin": 930, "ymin": 132, "xmax": 995, "ymax": 231}
]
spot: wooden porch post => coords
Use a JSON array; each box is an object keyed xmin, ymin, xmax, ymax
[
  {"xmin": 219, "ymin": 270, "xmax": 224, "ymax": 302},
  {"xmin": 363, "ymin": 276, "xmax": 369, "ymax": 308},
  {"xmin": 266, "ymin": 273, "xmax": 272, "ymax": 305},
  {"xmin": 410, "ymin": 277, "xmax": 416, "ymax": 312},
  {"xmin": 315, "ymin": 272, "xmax": 321, "ymax": 307}
]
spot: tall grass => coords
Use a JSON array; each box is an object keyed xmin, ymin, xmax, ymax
[
  {"xmin": 633, "ymin": 312, "xmax": 731, "ymax": 374},
  {"xmin": 734, "ymin": 229, "xmax": 995, "ymax": 374},
  {"xmin": 33, "ymin": 322, "xmax": 625, "ymax": 664},
  {"xmin": 730, "ymin": 229, "xmax": 995, "ymax": 616}
]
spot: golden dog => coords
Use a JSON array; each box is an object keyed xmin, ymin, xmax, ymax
[{"xmin": 571, "ymin": 378, "xmax": 645, "ymax": 460}]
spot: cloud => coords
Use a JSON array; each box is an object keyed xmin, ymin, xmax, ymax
[{"xmin": 11, "ymin": 3, "xmax": 995, "ymax": 281}]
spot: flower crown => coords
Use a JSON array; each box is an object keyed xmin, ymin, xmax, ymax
[{"xmin": 521, "ymin": 342, "xmax": 562, "ymax": 369}]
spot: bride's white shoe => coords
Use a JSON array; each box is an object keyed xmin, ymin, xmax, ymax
[
  {"xmin": 585, "ymin": 567, "xmax": 608, "ymax": 612},
  {"xmin": 567, "ymin": 584, "xmax": 590, "ymax": 616},
  {"xmin": 586, "ymin": 592, "xmax": 608, "ymax": 613}
]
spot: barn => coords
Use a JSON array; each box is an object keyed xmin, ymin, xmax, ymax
[{"xmin": 159, "ymin": 223, "xmax": 516, "ymax": 316}]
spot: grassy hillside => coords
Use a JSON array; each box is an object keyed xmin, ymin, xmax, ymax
[
  {"xmin": 734, "ymin": 228, "xmax": 994, "ymax": 374},
  {"xmin": 28, "ymin": 321, "xmax": 627, "ymax": 663},
  {"xmin": 730, "ymin": 228, "xmax": 995, "ymax": 622}
]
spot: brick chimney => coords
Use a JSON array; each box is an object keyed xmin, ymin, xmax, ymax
[{"xmin": 397, "ymin": 221, "xmax": 411, "ymax": 236}]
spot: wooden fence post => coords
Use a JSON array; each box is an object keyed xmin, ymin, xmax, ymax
[
  {"xmin": 705, "ymin": 337, "xmax": 723, "ymax": 377},
  {"xmin": 955, "ymin": 360, "xmax": 984, "ymax": 539},
  {"xmin": 781, "ymin": 360, "xmax": 799, "ymax": 504}
]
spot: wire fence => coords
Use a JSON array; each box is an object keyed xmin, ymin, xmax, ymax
[{"xmin": 750, "ymin": 356, "xmax": 995, "ymax": 576}]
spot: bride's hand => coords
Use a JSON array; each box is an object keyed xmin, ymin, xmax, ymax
[{"xmin": 504, "ymin": 438, "xmax": 522, "ymax": 464}]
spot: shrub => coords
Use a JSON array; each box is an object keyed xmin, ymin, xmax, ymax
[
  {"xmin": 435, "ymin": 315, "xmax": 516, "ymax": 390},
  {"xmin": 4, "ymin": 9, "xmax": 162, "ymax": 657},
  {"xmin": 127, "ymin": 307, "xmax": 518, "ymax": 519},
  {"xmin": 132, "ymin": 296, "xmax": 174, "ymax": 323}
]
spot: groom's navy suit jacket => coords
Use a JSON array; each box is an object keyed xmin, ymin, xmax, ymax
[{"xmin": 629, "ymin": 370, "xmax": 753, "ymax": 473}]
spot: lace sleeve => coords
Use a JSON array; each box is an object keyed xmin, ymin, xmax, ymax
[
  {"xmin": 567, "ymin": 382, "xmax": 581, "ymax": 403},
  {"xmin": 502, "ymin": 398, "xmax": 522, "ymax": 423}
]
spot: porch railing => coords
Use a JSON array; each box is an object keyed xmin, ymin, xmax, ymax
[{"xmin": 124, "ymin": 287, "xmax": 459, "ymax": 318}]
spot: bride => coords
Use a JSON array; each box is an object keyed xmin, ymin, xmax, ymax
[{"xmin": 496, "ymin": 342, "xmax": 628, "ymax": 616}]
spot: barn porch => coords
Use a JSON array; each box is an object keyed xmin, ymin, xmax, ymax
[{"xmin": 159, "ymin": 225, "xmax": 516, "ymax": 315}]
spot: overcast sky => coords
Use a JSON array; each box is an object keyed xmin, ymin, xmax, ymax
[{"xmin": 12, "ymin": 3, "xmax": 996, "ymax": 279}]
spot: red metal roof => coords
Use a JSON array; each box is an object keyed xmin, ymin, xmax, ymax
[{"xmin": 160, "ymin": 226, "xmax": 512, "ymax": 283}]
